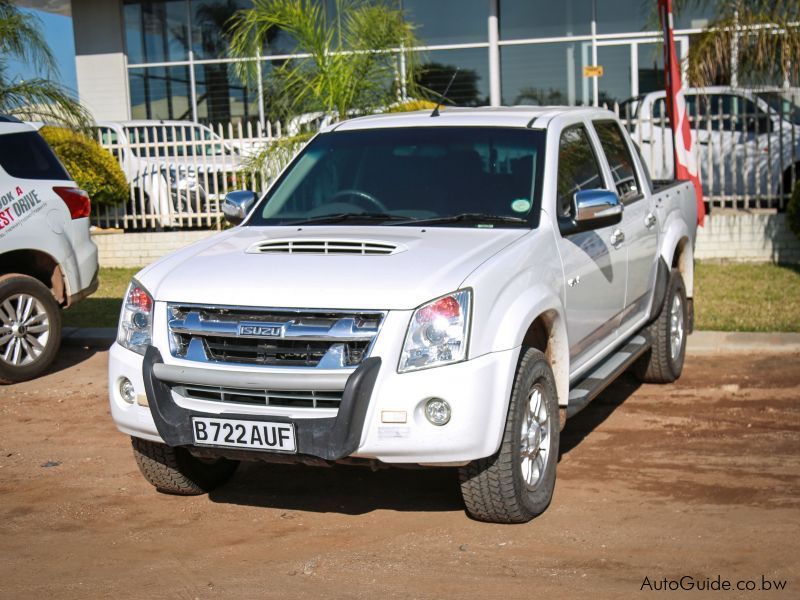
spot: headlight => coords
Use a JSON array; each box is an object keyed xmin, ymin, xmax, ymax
[
  {"xmin": 117, "ymin": 280, "xmax": 154, "ymax": 355},
  {"xmin": 398, "ymin": 289, "xmax": 471, "ymax": 373}
]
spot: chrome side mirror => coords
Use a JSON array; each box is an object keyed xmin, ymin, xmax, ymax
[
  {"xmin": 560, "ymin": 189, "xmax": 623, "ymax": 235},
  {"xmin": 222, "ymin": 190, "xmax": 257, "ymax": 225}
]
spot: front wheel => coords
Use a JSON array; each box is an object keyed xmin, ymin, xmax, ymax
[
  {"xmin": 458, "ymin": 348, "xmax": 560, "ymax": 523},
  {"xmin": 131, "ymin": 437, "xmax": 239, "ymax": 495},
  {"xmin": 0, "ymin": 275, "xmax": 62, "ymax": 384}
]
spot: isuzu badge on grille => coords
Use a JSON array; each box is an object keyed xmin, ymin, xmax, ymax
[{"xmin": 237, "ymin": 323, "xmax": 283, "ymax": 337}]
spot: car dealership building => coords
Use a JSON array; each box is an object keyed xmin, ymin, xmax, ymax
[{"xmin": 37, "ymin": 1, "xmax": 718, "ymax": 125}]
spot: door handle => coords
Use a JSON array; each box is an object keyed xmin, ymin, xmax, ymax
[
  {"xmin": 609, "ymin": 228, "xmax": 625, "ymax": 247},
  {"xmin": 644, "ymin": 212, "xmax": 657, "ymax": 229}
]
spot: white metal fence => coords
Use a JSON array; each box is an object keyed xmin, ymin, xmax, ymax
[
  {"xmin": 92, "ymin": 120, "xmax": 300, "ymax": 230},
  {"xmin": 91, "ymin": 102, "xmax": 799, "ymax": 231},
  {"xmin": 612, "ymin": 95, "xmax": 799, "ymax": 211}
]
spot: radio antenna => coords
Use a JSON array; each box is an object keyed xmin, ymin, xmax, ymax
[{"xmin": 430, "ymin": 68, "xmax": 459, "ymax": 117}]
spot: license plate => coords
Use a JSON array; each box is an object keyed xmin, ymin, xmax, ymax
[{"xmin": 191, "ymin": 417, "xmax": 296, "ymax": 453}]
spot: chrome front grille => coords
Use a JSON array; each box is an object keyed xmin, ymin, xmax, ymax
[
  {"xmin": 167, "ymin": 305, "xmax": 384, "ymax": 369},
  {"xmin": 173, "ymin": 384, "xmax": 343, "ymax": 409}
]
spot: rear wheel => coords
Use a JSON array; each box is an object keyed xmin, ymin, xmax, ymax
[
  {"xmin": 0, "ymin": 275, "xmax": 62, "ymax": 384},
  {"xmin": 458, "ymin": 348, "xmax": 559, "ymax": 523},
  {"xmin": 131, "ymin": 437, "xmax": 239, "ymax": 495},
  {"xmin": 635, "ymin": 269, "xmax": 687, "ymax": 383}
]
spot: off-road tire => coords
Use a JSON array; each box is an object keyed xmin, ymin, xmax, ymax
[
  {"xmin": 131, "ymin": 437, "xmax": 239, "ymax": 495},
  {"xmin": 635, "ymin": 269, "xmax": 688, "ymax": 384},
  {"xmin": 0, "ymin": 275, "xmax": 62, "ymax": 384},
  {"xmin": 458, "ymin": 348, "xmax": 559, "ymax": 523}
]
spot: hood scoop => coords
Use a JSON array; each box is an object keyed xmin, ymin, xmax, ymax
[{"xmin": 247, "ymin": 238, "xmax": 403, "ymax": 256}]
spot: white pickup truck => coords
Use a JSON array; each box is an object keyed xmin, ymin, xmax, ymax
[
  {"xmin": 622, "ymin": 86, "xmax": 800, "ymax": 200},
  {"xmin": 95, "ymin": 120, "xmax": 243, "ymax": 228},
  {"xmin": 109, "ymin": 106, "xmax": 697, "ymax": 523}
]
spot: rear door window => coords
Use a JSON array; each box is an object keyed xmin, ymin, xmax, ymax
[
  {"xmin": 0, "ymin": 131, "xmax": 70, "ymax": 180},
  {"xmin": 593, "ymin": 120, "xmax": 642, "ymax": 204}
]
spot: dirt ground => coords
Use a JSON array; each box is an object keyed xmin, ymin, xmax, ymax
[{"xmin": 1, "ymin": 348, "xmax": 799, "ymax": 600}]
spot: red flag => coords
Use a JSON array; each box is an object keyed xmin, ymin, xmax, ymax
[{"xmin": 659, "ymin": 0, "xmax": 705, "ymax": 226}]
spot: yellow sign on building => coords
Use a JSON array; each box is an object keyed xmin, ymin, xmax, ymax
[{"xmin": 583, "ymin": 65, "xmax": 604, "ymax": 77}]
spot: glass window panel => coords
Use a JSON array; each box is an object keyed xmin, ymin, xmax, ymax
[
  {"xmin": 124, "ymin": 0, "xmax": 189, "ymax": 64},
  {"xmin": 129, "ymin": 65, "xmax": 192, "ymax": 121},
  {"xmin": 501, "ymin": 42, "xmax": 584, "ymax": 106},
  {"xmin": 500, "ymin": 0, "xmax": 591, "ymax": 40},
  {"xmin": 402, "ymin": 0, "xmax": 487, "ymax": 45},
  {"xmin": 595, "ymin": 0, "xmax": 650, "ymax": 35},
  {"xmin": 596, "ymin": 45, "xmax": 631, "ymax": 107},
  {"xmin": 673, "ymin": 4, "xmax": 716, "ymax": 30},
  {"xmin": 417, "ymin": 48, "xmax": 489, "ymax": 107},
  {"xmin": 195, "ymin": 62, "xmax": 261, "ymax": 126},
  {"xmin": 191, "ymin": 0, "xmax": 247, "ymax": 60},
  {"xmin": 593, "ymin": 120, "xmax": 641, "ymax": 203},
  {"xmin": 637, "ymin": 42, "xmax": 664, "ymax": 96}
]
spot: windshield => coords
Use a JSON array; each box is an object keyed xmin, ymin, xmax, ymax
[
  {"xmin": 125, "ymin": 125, "xmax": 235, "ymax": 158},
  {"xmin": 248, "ymin": 127, "xmax": 545, "ymax": 228},
  {"xmin": 755, "ymin": 91, "xmax": 800, "ymax": 125}
]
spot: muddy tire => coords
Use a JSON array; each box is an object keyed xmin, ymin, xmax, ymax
[
  {"xmin": 0, "ymin": 275, "xmax": 62, "ymax": 384},
  {"xmin": 635, "ymin": 269, "xmax": 688, "ymax": 384},
  {"xmin": 131, "ymin": 437, "xmax": 238, "ymax": 495},
  {"xmin": 458, "ymin": 348, "xmax": 559, "ymax": 523}
]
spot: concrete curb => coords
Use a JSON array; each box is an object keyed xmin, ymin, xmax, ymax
[
  {"xmin": 686, "ymin": 331, "xmax": 800, "ymax": 355},
  {"xmin": 61, "ymin": 327, "xmax": 800, "ymax": 354}
]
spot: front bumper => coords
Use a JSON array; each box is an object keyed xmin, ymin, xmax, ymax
[{"xmin": 108, "ymin": 341, "xmax": 519, "ymax": 465}]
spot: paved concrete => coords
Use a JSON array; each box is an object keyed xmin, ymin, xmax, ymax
[{"xmin": 61, "ymin": 327, "xmax": 800, "ymax": 354}]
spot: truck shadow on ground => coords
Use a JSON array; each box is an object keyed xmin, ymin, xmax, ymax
[
  {"xmin": 559, "ymin": 372, "xmax": 642, "ymax": 455},
  {"xmin": 46, "ymin": 345, "xmax": 100, "ymax": 377},
  {"xmin": 209, "ymin": 371, "xmax": 643, "ymax": 515}
]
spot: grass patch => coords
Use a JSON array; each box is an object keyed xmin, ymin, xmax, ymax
[
  {"xmin": 62, "ymin": 263, "xmax": 800, "ymax": 332},
  {"xmin": 694, "ymin": 262, "xmax": 800, "ymax": 332},
  {"xmin": 62, "ymin": 267, "xmax": 140, "ymax": 328}
]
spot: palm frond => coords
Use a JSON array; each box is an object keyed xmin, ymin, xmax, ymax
[
  {"xmin": 686, "ymin": 0, "xmax": 800, "ymax": 86},
  {"xmin": 0, "ymin": 1, "xmax": 59, "ymax": 75},
  {"xmin": 0, "ymin": 76, "xmax": 92, "ymax": 129}
]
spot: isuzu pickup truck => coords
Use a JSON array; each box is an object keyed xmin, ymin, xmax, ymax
[{"xmin": 109, "ymin": 106, "xmax": 697, "ymax": 523}]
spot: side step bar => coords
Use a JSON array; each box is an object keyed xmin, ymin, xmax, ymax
[{"xmin": 566, "ymin": 334, "xmax": 651, "ymax": 419}]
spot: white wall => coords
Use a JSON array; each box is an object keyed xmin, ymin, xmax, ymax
[
  {"xmin": 71, "ymin": 0, "xmax": 130, "ymax": 121},
  {"xmin": 92, "ymin": 214, "xmax": 800, "ymax": 268}
]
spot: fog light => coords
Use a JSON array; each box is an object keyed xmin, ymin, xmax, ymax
[
  {"xmin": 119, "ymin": 378, "xmax": 136, "ymax": 404},
  {"xmin": 424, "ymin": 398, "xmax": 451, "ymax": 426}
]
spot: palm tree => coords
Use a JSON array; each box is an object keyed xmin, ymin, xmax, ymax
[
  {"xmin": 678, "ymin": 0, "xmax": 800, "ymax": 87},
  {"xmin": 0, "ymin": 1, "xmax": 90, "ymax": 127},
  {"xmin": 227, "ymin": 0, "xmax": 419, "ymax": 122}
]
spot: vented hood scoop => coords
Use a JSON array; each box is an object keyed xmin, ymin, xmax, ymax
[{"xmin": 247, "ymin": 238, "xmax": 404, "ymax": 256}]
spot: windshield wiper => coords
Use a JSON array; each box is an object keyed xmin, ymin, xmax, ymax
[
  {"xmin": 391, "ymin": 213, "xmax": 528, "ymax": 227},
  {"xmin": 280, "ymin": 212, "xmax": 414, "ymax": 226}
]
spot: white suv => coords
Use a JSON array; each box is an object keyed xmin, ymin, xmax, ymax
[{"xmin": 0, "ymin": 117, "xmax": 99, "ymax": 383}]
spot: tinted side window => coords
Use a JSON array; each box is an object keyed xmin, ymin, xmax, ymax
[
  {"xmin": 0, "ymin": 131, "xmax": 70, "ymax": 181},
  {"xmin": 556, "ymin": 125, "xmax": 605, "ymax": 218},
  {"xmin": 594, "ymin": 120, "xmax": 642, "ymax": 204}
]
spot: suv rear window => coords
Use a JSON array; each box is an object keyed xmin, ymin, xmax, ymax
[{"xmin": 0, "ymin": 131, "xmax": 70, "ymax": 180}]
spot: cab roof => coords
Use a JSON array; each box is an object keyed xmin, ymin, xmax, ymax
[{"xmin": 326, "ymin": 105, "xmax": 614, "ymax": 132}]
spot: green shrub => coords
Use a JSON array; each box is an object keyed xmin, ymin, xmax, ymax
[
  {"xmin": 40, "ymin": 126, "xmax": 128, "ymax": 207},
  {"xmin": 790, "ymin": 180, "xmax": 800, "ymax": 239}
]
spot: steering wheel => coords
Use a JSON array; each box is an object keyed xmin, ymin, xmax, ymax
[{"xmin": 330, "ymin": 189, "xmax": 387, "ymax": 212}]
